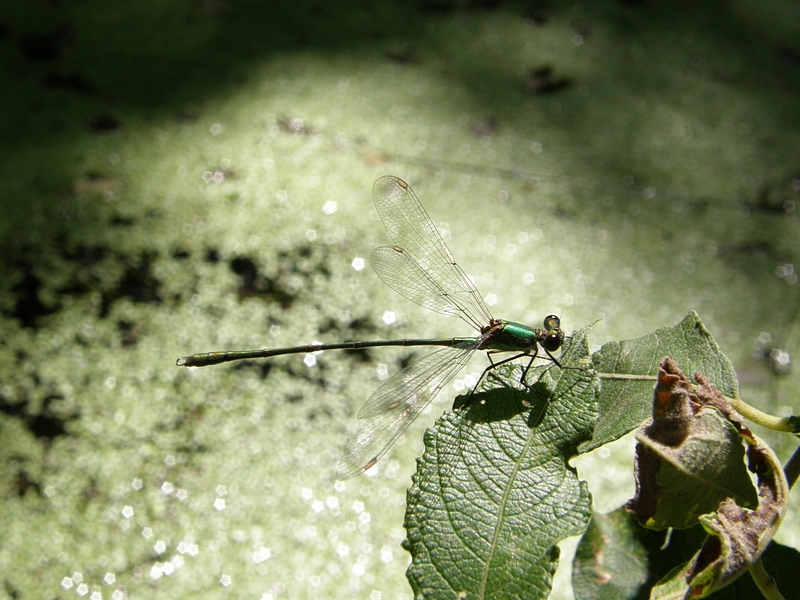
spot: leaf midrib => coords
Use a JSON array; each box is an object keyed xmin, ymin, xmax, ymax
[{"xmin": 478, "ymin": 422, "xmax": 536, "ymax": 598}]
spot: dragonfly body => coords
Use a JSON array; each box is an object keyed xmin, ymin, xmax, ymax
[
  {"xmin": 178, "ymin": 176, "xmax": 564, "ymax": 479},
  {"xmin": 176, "ymin": 337, "xmax": 477, "ymax": 368}
]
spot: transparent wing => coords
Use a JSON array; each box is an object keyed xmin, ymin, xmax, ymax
[
  {"xmin": 371, "ymin": 246, "xmax": 489, "ymax": 330},
  {"xmin": 336, "ymin": 341, "xmax": 479, "ymax": 480},
  {"xmin": 371, "ymin": 176, "xmax": 493, "ymax": 332}
]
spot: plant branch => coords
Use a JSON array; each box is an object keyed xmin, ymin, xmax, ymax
[
  {"xmin": 723, "ymin": 395, "xmax": 798, "ymax": 433},
  {"xmin": 783, "ymin": 445, "xmax": 800, "ymax": 490},
  {"xmin": 750, "ymin": 558, "xmax": 785, "ymax": 600}
]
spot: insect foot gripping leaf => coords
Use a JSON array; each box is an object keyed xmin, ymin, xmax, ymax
[{"xmin": 628, "ymin": 357, "xmax": 789, "ymax": 599}]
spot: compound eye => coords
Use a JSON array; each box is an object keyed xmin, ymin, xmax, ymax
[
  {"xmin": 543, "ymin": 332, "xmax": 563, "ymax": 352},
  {"xmin": 543, "ymin": 315, "xmax": 561, "ymax": 332}
]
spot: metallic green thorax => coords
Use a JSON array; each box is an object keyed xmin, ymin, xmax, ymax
[
  {"xmin": 486, "ymin": 321, "xmax": 539, "ymax": 351},
  {"xmin": 482, "ymin": 318, "xmax": 564, "ymax": 354}
]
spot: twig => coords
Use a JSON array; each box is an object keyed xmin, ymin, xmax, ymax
[
  {"xmin": 725, "ymin": 395, "xmax": 798, "ymax": 433},
  {"xmin": 750, "ymin": 558, "xmax": 784, "ymax": 600}
]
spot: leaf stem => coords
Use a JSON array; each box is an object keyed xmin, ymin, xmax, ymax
[
  {"xmin": 783, "ymin": 445, "xmax": 800, "ymax": 490},
  {"xmin": 749, "ymin": 557, "xmax": 785, "ymax": 600},
  {"xmin": 724, "ymin": 395, "xmax": 798, "ymax": 433}
]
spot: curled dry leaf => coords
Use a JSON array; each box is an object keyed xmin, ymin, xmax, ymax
[{"xmin": 629, "ymin": 357, "xmax": 789, "ymax": 598}]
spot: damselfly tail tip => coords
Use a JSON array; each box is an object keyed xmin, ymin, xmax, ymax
[{"xmin": 176, "ymin": 356, "xmax": 190, "ymax": 367}]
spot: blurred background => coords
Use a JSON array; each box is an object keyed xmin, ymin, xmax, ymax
[{"xmin": 0, "ymin": 0, "xmax": 798, "ymax": 598}]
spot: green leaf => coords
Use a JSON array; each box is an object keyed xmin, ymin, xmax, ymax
[
  {"xmin": 404, "ymin": 324, "xmax": 599, "ymax": 599},
  {"xmin": 575, "ymin": 510, "xmax": 800, "ymax": 600},
  {"xmin": 633, "ymin": 410, "xmax": 757, "ymax": 529},
  {"xmin": 651, "ymin": 543, "xmax": 800, "ymax": 599},
  {"xmin": 572, "ymin": 507, "xmax": 707, "ymax": 600},
  {"xmin": 584, "ymin": 311, "xmax": 737, "ymax": 453}
]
